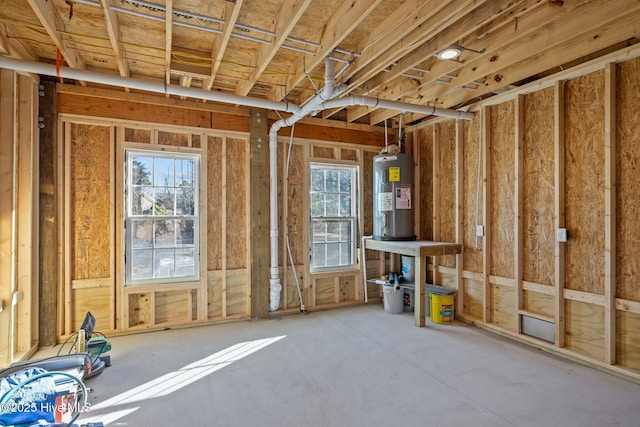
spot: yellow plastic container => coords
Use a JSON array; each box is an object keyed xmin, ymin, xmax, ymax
[{"xmin": 430, "ymin": 293, "xmax": 455, "ymax": 324}]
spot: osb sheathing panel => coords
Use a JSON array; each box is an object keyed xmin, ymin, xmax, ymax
[
  {"xmin": 462, "ymin": 117, "xmax": 483, "ymax": 273},
  {"xmin": 285, "ymin": 268, "xmax": 304, "ymax": 309},
  {"xmin": 226, "ymin": 273, "xmax": 249, "ymax": 316},
  {"xmin": 312, "ymin": 146, "xmax": 336, "ymax": 159},
  {"xmin": 438, "ymin": 121, "xmax": 456, "ymax": 268},
  {"xmin": 417, "ymin": 127, "xmax": 433, "ymax": 240},
  {"xmin": 341, "ymin": 149, "xmax": 358, "ymax": 161},
  {"xmin": 523, "ymin": 88, "xmax": 555, "ymax": 286},
  {"xmin": 565, "ymin": 299, "xmax": 605, "ymax": 361},
  {"xmin": 462, "ymin": 278, "xmax": 483, "ymax": 320},
  {"xmin": 225, "ymin": 138, "xmax": 248, "ymax": 270},
  {"xmin": 490, "ymin": 284, "xmax": 516, "ymax": 332},
  {"xmin": 157, "ymin": 131, "xmax": 189, "ymax": 147},
  {"xmin": 616, "ymin": 57, "xmax": 640, "ymax": 302},
  {"xmin": 207, "ymin": 136, "xmax": 223, "ymax": 271},
  {"xmin": 283, "ymin": 143, "xmax": 305, "ymax": 265},
  {"xmin": 128, "ymin": 293, "xmax": 152, "ymax": 327},
  {"xmin": 523, "ymin": 290, "xmax": 555, "ymax": 319},
  {"xmin": 363, "ymin": 150, "xmax": 376, "ymax": 258},
  {"xmin": 565, "ymin": 71, "xmax": 605, "ymax": 295},
  {"xmin": 155, "ymin": 291, "xmax": 189, "ymax": 324},
  {"xmin": 124, "ymin": 128, "xmax": 151, "ymax": 144},
  {"xmin": 616, "ymin": 310, "xmax": 640, "ymax": 371},
  {"xmin": 72, "ymin": 287, "xmax": 110, "ymax": 331},
  {"xmin": 70, "ymin": 123, "xmax": 111, "ymax": 280},
  {"xmin": 489, "ymin": 102, "xmax": 515, "ymax": 279}
]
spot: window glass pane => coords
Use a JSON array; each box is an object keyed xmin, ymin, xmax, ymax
[
  {"xmin": 176, "ymin": 187, "xmax": 194, "ymax": 215},
  {"xmin": 154, "ymin": 249, "xmax": 175, "ymax": 278},
  {"xmin": 312, "ymin": 243, "xmax": 325, "ymax": 267},
  {"xmin": 176, "ymin": 159, "xmax": 195, "ymax": 186},
  {"xmin": 176, "ymin": 248, "xmax": 195, "ymax": 277},
  {"xmin": 155, "ymin": 188, "xmax": 175, "ymax": 215},
  {"xmin": 326, "ymin": 243, "xmax": 340, "ymax": 265},
  {"xmin": 339, "ymin": 194, "xmax": 351, "ymax": 216},
  {"xmin": 339, "ymin": 242, "xmax": 351, "ymax": 264},
  {"xmin": 176, "ymin": 219, "xmax": 194, "ymax": 246},
  {"xmin": 325, "ymin": 193, "xmax": 339, "ymax": 216},
  {"xmin": 154, "ymin": 219, "xmax": 175, "ymax": 248},
  {"xmin": 132, "ymin": 220, "xmax": 153, "ymax": 248},
  {"xmin": 326, "ymin": 170, "xmax": 339, "ymax": 192},
  {"xmin": 131, "ymin": 249, "xmax": 153, "ymax": 280},
  {"xmin": 339, "ymin": 170, "xmax": 351, "ymax": 193},
  {"xmin": 132, "ymin": 157, "xmax": 153, "ymax": 185},
  {"xmin": 341, "ymin": 220, "xmax": 352, "ymax": 241},
  {"xmin": 154, "ymin": 158, "xmax": 175, "ymax": 187},
  {"xmin": 311, "ymin": 220, "xmax": 325, "ymax": 243},
  {"xmin": 132, "ymin": 186, "xmax": 154, "ymax": 215},
  {"xmin": 311, "ymin": 193, "xmax": 324, "ymax": 217},
  {"xmin": 326, "ymin": 221, "xmax": 340, "ymax": 242},
  {"xmin": 311, "ymin": 169, "xmax": 324, "ymax": 192}
]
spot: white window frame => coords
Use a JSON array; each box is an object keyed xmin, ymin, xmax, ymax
[
  {"xmin": 124, "ymin": 149, "xmax": 200, "ymax": 286},
  {"xmin": 309, "ymin": 163, "xmax": 358, "ymax": 272}
]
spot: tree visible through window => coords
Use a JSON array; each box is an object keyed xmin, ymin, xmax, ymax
[
  {"xmin": 310, "ymin": 164, "xmax": 357, "ymax": 271},
  {"xmin": 125, "ymin": 150, "xmax": 200, "ymax": 285}
]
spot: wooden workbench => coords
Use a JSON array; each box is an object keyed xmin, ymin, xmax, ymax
[{"xmin": 364, "ymin": 239, "xmax": 462, "ymax": 327}]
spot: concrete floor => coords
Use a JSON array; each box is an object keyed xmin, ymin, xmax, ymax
[{"xmin": 40, "ymin": 304, "xmax": 640, "ymax": 426}]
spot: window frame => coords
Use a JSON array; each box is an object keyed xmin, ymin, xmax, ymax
[
  {"xmin": 309, "ymin": 162, "xmax": 359, "ymax": 273},
  {"xmin": 124, "ymin": 149, "xmax": 201, "ymax": 286}
]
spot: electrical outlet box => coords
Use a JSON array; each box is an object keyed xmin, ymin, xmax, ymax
[
  {"xmin": 557, "ymin": 228, "xmax": 568, "ymax": 242},
  {"xmin": 476, "ymin": 225, "xmax": 484, "ymax": 237}
]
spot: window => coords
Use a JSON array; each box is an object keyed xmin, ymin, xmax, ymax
[
  {"xmin": 310, "ymin": 164, "xmax": 358, "ymax": 271},
  {"xmin": 125, "ymin": 150, "xmax": 200, "ymax": 285}
]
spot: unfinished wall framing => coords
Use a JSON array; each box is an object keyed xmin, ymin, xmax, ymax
[{"xmin": 410, "ymin": 45, "xmax": 640, "ymax": 380}]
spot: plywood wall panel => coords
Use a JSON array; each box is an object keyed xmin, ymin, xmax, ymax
[
  {"xmin": 417, "ymin": 127, "xmax": 433, "ymax": 240},
  {"xmin": 69, "ymin": 123, "xmax": 111, "ymax": 280},
  {"xmin": 462, "ymin": 117, "xmax": 483, "ymax": 273},
  {"xmin": 616, "ymin": 58, "xmax": 640, "ymax": 302},
  {"xmin": 565, "ymin": 299, "xmax": 605, "ymax": 361},
  {"xmin": 314, "ymin": 277, "xmax": 335, "ymax": 305},
  {"xmin": 564, "ymin": 71, "xmax": 605, "ymax": 294},
  {"xmin": 438, "ymin": 122, "xmax": 456, "ymax": 268},
  {"xmin": 339, "ymin": 275, "xmax": 356, "ymax": 302},
  {"xmin": 226, "ymin": 138, "xmax": 248, "ymax": 270},
  {"xmin": 207, "ymin": 274, "xmax": 223, "ymax": 318},
  {"xmin": 489, "ymin": 102, "xmax": 515, "ymax": 279},
  {"xmin": 226, "ymin": 273, "xmax": 249, "ymax": 316},
  {"xmin": 207, "ymin": 136, "xmax": 223, "ymax": 271},
  {"xmin": 128, "ymin": 293, "xmax": 152, "ymax": 327},
  {"xmin": 523, "ymin": 290, "xmax": 555, "ymax": 319},
  {"xmin": 523, "ymin": 88, "xmax": 555, "ymax": 286},
  {"xmin": 72, "ymin": 287, "xmax": 111, "ymax": 331},
  {"xmin": 462, "ymin": 278, "xmax": 483, "ymax": 320},
  {"xmin": 491, "ymin": 284, "xmax": 516, "ymax": 332},
  {"xmin": 616, "ymin": 310, "xmax": 640, "ymax": 371},
  {"xmin": 155, "ymin": 291, "xmax": 189, "ymax": 324}
]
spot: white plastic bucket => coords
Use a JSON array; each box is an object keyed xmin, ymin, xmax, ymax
[
  {"xmin": 401, "ymin": 256, "xmax": 415, "ymax": 282},
  {"xmin": 383, "ymin": 285, "xmax": 404, "ymax": 314}
]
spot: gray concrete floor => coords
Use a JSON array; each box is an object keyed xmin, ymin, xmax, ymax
[{"xmin": 39, "ymin": 304, "xmax": 640, "ymax": 426}]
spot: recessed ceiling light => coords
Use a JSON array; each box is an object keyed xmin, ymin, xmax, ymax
[{"xmin": 436, "ymin": 46, "xmax": 462, "ymax": 60}]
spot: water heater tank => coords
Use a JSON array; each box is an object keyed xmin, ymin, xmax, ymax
[{"xmin": 373, "ymin": 152, "xmax": 416, "ymax": 241}]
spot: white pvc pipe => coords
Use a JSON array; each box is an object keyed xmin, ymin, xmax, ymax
[{"xmin": 0, "ymin": 56, "xmax": 302, "ymax": 115}]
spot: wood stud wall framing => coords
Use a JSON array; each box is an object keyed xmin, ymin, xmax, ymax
[{"xmin": 411, "ymin": 46, "xmax": 640, "ymax": 380}]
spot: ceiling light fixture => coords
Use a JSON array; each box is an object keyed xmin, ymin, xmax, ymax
[{"xmin": 436, "ymin": 46, "xmax": 463, "ymax": 60}]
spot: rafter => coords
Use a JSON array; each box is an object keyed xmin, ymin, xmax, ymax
[
  {"xmin": 269, "ymin": 0, "xmax": 383, "ymax": 102},
  {"xmin": 0, "ymin": 24, "xmax": 37, "ymax": 62},
  {"xmin": 207, "ymin": 0, "xmax": 244, "ymax": 91},
  {"xmin": 99, "ymin": 0, "xmax": 129, "ymax": 80},
  {"xmin": 26, "ymin": 0, "xmax": 84, "ymax": 70},
  {"xmin": 235, "ymin": 0, "xmax": 313, "ymax": 96},
  {"xmin": 165, "ymin": 0, "xmax": 173, "ymax": 92}
]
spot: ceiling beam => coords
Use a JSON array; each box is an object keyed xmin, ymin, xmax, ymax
[
  {"xmin": 348, "ymin": 0, "xmax": 536, "ymax": 122},
  {"xmin": 165, "ymin": 0, "xmax": 173, "ymax": 92},
  {"xmin": 269, "ymin": 0, "xmax": 383, "ymax": 102},
  {"xmin": 207, "ymin": 0, "xmax": 244, "ymax": 91},
  {"xmin": 26, "ymin": 0, "xmax": 84, "ymax": 70},
  {"xmin": 235, "ymin": 0, "xmax": 313, "ymax": 96},
  {"xmin": 100, "ymin": 0, "xmax": 130, "ymax": 90}
]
